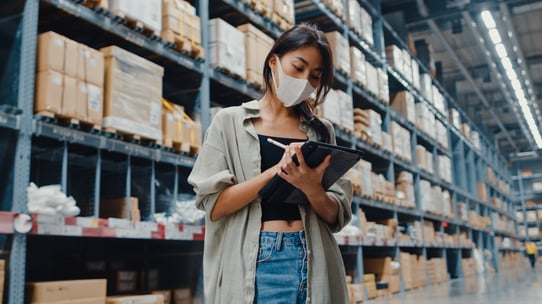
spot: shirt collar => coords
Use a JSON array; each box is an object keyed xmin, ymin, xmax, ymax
[{"xmin": 241, "ymin": 100, "xmax": 313, "ymax": 136}]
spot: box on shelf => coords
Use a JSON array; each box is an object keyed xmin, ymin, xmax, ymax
[
  {"xmin": 273, "ymin": 0, "xmax": 295, "ymax": 26},
  {"xmin": 109, "ymin": 0, "xmax": 162, "ymax": 33},
  {"xmin": 350, "ymin": 46, "xmax": 366, "ymax": 87},
  {"xmin": 390, "ymin": 91, "xmax": 415, "ymax": 123},
  {"xmin": 35, "ymin": 70, "xmax": 63, "ymax": 114},
  {"xmin": 100, "ymin": 197, "xmax": 140, "ymax": 221},
  {"xmin": 26, "ymin": 279, "xmax": 106, "ymax": 303},
  {"xmin": 208, "ymin": 18, "xmax": 246, "ymax": 79},
  {"xmin": 101, "ymin": 45, "xmax": 163, "ymax": 141},
  {"xmin": 37, "ymin": 31, "xmax": 66, "ymax": 73},
  {"xmin": 237, "ymin": 23, "xmax": 274, "ymax": 87},
  {"xmin": 106, "ymin": 294, "xmax": 164, "ymax": 304},
  {"xmin": 162, "ymin": 0, "xmax": 203, "ymax": 57},
  {"xmin": 325, "ymin": 31, "xmax": 350, "ymax": 75}
]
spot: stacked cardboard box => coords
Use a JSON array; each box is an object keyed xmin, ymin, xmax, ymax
[
  {"xmin": 390, "ymin": 121, "xmax": 412, "ymax": 162},
  {"xmin": 350, "ymin": 159, "xmax": 373, "ymax": 197},
  {"xmin": 442, "ymin": 190, "xmax": 453, "ymax": 218},
  {"xmin": 323, "ymin": 0, "xmax": 345, "ymax": 19},
  {"xmin": 35, "ymin": 31, "xmax": 104, "ymax": 126},
  {"xmin": 427, "ymin": 258, "xmax": 447, "ymax": 284},
  {"xmin": 471, "ymin": 130, "xmax": 481, "ymax": 150},
  {"xmin": 173, "ymin": 288, "xmax": 194, "ymax": 304},
  {"xmin": 364, "ymin": 274, "xmax": 377, "ymax": 299},
  {"xmin": 435, "ymin": 120, "xmax": 448, "ymax": 149},
  {"xmin": 350, "ymin": 47, "xmax": 367, "ymax": 87},
  {"xmin": 461, "ymin": 123, "xmax": 471, "ymax": 140},
  {"xmin": 365, "ymin": 63, "xmax": 379, "ymax": 98},
  {"xmin": 415, "ymin": 255, "xmax": 427, "ymax": 288},
  {"xmin": 272, "ymin": 0, "xmax": 294, "ymax": 29},
  {"xmin": 110, "ymin": 0, "xmax": 162, "ymax": 33},
  {"xmin": 347, "ymin": 0, "xmax": 362, "ymax": 35},
  {"xmin": 390, "ymin": 91, "xmax": 415, "ymax": 123},
  {"xmin": 320, "ymin": 89, "xmax": 354, "ymax": 132},
  {"xmin": 27, "ymin": 279, "xmax": 106, "ymax": 303},
  {"xmin": 372, "ymin": 174, "xmax": 395, "ymax": 199},
  {"xmin": 162, "ymin": 0, "xmax": 203, "ymax": 57},
  {"xmin": 161, "ymin": 100, "xmax": 202, "ymax": 153},
  {"xmin": 345, "ymin": 276, "xmax": 364, "ymax": 304},
  {"xmin": 353, "ymin": 108, "xmax": 382, "ymax": 145},
  {"xmin": 238, "ymin": 23, "xmax": 274, "ymax": 87},
  {"xmin": 448, "ymin": 108, "xmax": 461, "ymax": 130},
  {"xmin": 364, "ymin": 257, "xmax": 399, "ymax": 295},
  {"xmin": 395, "ymin": 171, "xmax": 415, "ymax": 207},
  {"xmin": 477, "ymin": 182, "xmax": 487, "ymax": 202},
  {"xmin": 381, "ymin": 131, "xmax": 393, "ymax": 153},
  {"xmin": 437, "ymin": 155, "xmax": 452, "ymax": 183},
  {"xmin": 377, "ymin": 68, "xmax": 390, "ymax": 104},
  {"xmin": 385, "ymin": 45, "xmax": 403, "ymax": 74},
  {"xmin": 411, "ymin": 58, "xmax": 420, "ymax": 90},
  {"xmin": 415, "ymin": 102, "xmax": 436, "ymax": 139},
  {"xmin": 101, "ymin": 45, "xmax": 163, "ymax": 141},
  {"xmin": 431, "ymin": 85, "xmax": 446, "ymax": 114},
  {"xmin": 457, "ymin": 202, "xmax": 468, "ymax": 221},
  {"xmin": 325, "ymin": 31, "xmax": 351, "ymax": 76},
  {"xmin": 462, "ymin": 258, "xmax": 476, "ymax": 277},
  {"xmin": 420, "ymin": 73, "xmax": 432, "ymax": 100},
  {"xmin": 106, "ymin": 294, "xmax": 164, "ymax": 304},
  {"xmin": 399, "ymin": 252, "xmax": 414, "ymax": 290},
  {"xmin": 100, "ymin": 197, "xmax": 140, "ymax": 221},
  {"xmin": 208, "ymin": 18, "xmax": 246, "ymax": 78},
  {"xmin": 416, "ymin": 145, "xmax": 433, "ymax": 174}
]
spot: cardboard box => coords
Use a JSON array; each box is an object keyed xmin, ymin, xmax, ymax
[
  {"xmin": 109, "ymin": 0, "xmax": 162, "ymax": 32},
  {"xmin": 151, "ymin": 290, "xmax": 171, "ymax": 304},
  {"xmin": 37, "ymin": 31, "xmax": 65, "ymax": 73},
  {"xmin": 35, "ymin": 70, "xmax": 63, "ymax": 114},
  {"xmin": 100, "ymin": 197, "xmax": 139, "ymax": 219},
  {"xmin": 325, "ymin": 31, "xmax": 350, "ymax": 75},
  {"xmin": 363, "ymin": 257, "xmax": 397, "ymax": 280},
  {"xmin": 86, "ymin": 83, "xmax": 103, "ymax": 126},
  {"xmin": 390, "ymin": 91, "xmax": 415, "ymax": 123},
  {"xmin": 238, "ymin": 23, "xmax": 274, "ymax": 85},
  {"xmin": 106, "ymin": 294, "xmax": 164, "ymax": 304},
  {"xmin": 208, "ymin": 18, "xmax": 246, "ymax": 78},
  {"xmin": 61, "ymin": 75, "xmax": 79, "ymax": 118},
  {"xmin": 101, "ymin": 45, "xmax": 163, "ymax": 141},
  {"xmin": 350, "ymin": 47, "xmax": 366, "ymax": 86},
  {"xmin": 27, "ymin": 279, "xmax": 106, "ymax": 303},
  {"xmin": 64, "ymin": 38, "xmax": 79, "ymax": 77},
  {"xmin": 173, "ymin": 288, "xmax": 193, "ymax": 304},
  {"xmin": 78, "ymin": 44, "xmax": 105, "ymax": 87}
]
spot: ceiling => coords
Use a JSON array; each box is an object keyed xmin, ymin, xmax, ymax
[{"xmin": 381, "ymin": 0, "xmax": 542, "ymax": 157}]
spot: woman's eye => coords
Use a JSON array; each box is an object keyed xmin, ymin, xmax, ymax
[
  {"xmin": 310, "ymin": 75, "xmax": 321, "ymax": 80},
  {"xmin": 293, "ymin": 65, "xmax": 303, "ymax": 72}
]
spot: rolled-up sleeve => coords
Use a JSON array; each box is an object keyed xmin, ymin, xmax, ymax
[{"xmin": 188, "ymin": 116, "xmax": 236, "ymax": 216}]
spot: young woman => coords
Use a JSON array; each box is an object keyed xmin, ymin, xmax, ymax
[{"xmin": 188, "ymin": 23, "xmax": 352, "ymax": 304}]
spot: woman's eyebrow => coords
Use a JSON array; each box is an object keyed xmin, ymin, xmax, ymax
[{"xmin": 295, "ymin": 56, "xmax": 323, "ymax": 71}]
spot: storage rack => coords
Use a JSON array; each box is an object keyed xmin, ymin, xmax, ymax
[
  {"xmin": 512, "ymin": 158, "xmax": 542, "ymax": 244},
  {"xmin": 0, "ymin": 0, "xmax": 519, "ymax": 303}
]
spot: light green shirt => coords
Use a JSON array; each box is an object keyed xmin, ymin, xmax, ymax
[{"xmin": 188, "ymin": 100, "xmax": 353, "ymax": 304}]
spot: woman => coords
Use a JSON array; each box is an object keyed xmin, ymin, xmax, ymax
[{"xmin": 188, "ymin": 23, "xmax": 352, "ymax": 304}]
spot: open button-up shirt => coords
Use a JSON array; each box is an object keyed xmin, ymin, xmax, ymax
[{"xmin": 188, "ymin": 100, "xmax": 353, "ymax": 304}]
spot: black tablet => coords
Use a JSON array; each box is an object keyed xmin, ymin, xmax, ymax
[{"xmin": 258, "ymin": 140, "xmax": 362, "ymax": 204}]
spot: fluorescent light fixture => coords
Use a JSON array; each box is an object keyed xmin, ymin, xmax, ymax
[
  {"xmin": 506, "ymin": 69, "xmax": 518, "ymax": 80},
  {"xmin": 511, "ymin": 78, "xmax": 521, "ymax": 90},
  {"xmin": 489, "ymin": 28, "xmax": 502, "ymax": 44},
  {"xmin": 501, "ymin": 57, "xmax": 513, "ymax": 69},
  {"xmin": 481, "ymin": 10, "xmax": 496, "ymax": 28},
  {"xmin": 495, "ymin": 43, "xmax": 508, "ymax": 58}
]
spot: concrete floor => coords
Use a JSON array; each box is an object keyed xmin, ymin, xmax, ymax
[{"xmin": 368, "ymin": 264, "xmax": 542, "ymax": 303}]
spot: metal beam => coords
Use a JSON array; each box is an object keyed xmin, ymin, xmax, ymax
[
  {"xmin": 500, "ymin": 3, "xmax": 542, "ymax": 132},
  {"xmin": 462, "ymin": 11, "xmax": 536, "ymax": 151},
  {"xmin": 415, "ymin": 0, "xmax": 518, "ymax": 151}
]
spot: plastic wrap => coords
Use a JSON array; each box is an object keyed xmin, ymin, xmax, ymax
[{"xmin": 101, "ymin": 46, "xmax": 163, "ymax": 141}]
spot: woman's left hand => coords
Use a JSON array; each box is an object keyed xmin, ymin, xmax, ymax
[{"xmin": 277, "ymin": 143, "xmax": 331, "ymax": 196}]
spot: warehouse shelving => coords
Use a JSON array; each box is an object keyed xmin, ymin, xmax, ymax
[{"xmin": 0, "ymin": 0, "xmax": 521, "ymax": 302}]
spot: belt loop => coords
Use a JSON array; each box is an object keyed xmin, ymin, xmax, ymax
[{"xmin": 275, "ymin": 232, "xmax": 283, "ymax": 252}]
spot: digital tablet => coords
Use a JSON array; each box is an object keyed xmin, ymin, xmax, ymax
[{"xmin": 258, "ymin": 140, "xmax": 362, "ymax": 204}]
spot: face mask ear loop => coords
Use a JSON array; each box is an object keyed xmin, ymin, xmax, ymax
[{"xmin": 271, "ymin": 55, "xmax": 281, "ymax": 93}]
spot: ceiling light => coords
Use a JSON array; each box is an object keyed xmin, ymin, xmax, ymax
[
  {"xmin": 489, "ymin": 28, "xmax": 502, "ymax": 43},
  {"xmin": 506, "ymin": 69, "xmax": 517, "ymax": 80},
  {"xmin": 481, "ymin": 10, "xmax": 496, "ymax": 28},
  {"xmin": 501, "ymin": 57, "xmax": 513, "ymax": 69},
  {"xmin": 495, "ymin": 43, "xmax": 508, "ymax": 58}
]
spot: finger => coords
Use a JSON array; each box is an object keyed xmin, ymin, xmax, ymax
[
  {"xmin": 294, "ymin": 145, "xmax": 305, "ymax": 166},
  {"xmin": 315, "ymin": 154, "xmax": 331, "ymax": 173}
]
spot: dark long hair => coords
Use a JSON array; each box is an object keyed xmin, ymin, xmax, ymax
[{"xmin": 262, "ymin": 23, "xmax": 334, "ymax": 143}]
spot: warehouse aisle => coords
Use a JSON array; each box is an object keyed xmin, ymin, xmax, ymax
[{"xmin": 368, "ymin": 265, "xmax": 542, "ymax": 303}]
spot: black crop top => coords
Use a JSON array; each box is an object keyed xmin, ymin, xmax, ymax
[{"xmin": 258, "ymin": 134, "xmax": 306, "ymax": 221}]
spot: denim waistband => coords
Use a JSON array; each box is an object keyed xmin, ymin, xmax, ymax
[{"xmin": 259, "ymin": 230, "xmax": 305, "ymax": 246}]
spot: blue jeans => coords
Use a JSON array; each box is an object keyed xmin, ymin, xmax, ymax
[{"xmin": 255, "ymin": 231, "xmax": 308, "ymax": 304}]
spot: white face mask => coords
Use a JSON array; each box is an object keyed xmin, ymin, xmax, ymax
[{"xmin": 271, "ymin": 55, "xmax": 317, "ymax": 107}]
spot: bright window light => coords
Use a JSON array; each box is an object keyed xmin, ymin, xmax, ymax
[
  {"xmin": 489, "ymin": 28, "xmax": 502, "ymax": 44},
  {"xmin": 495, "ymin": 43, "xmax": 508, "ymax": 58},
  {"xmin": 501, "ymin": 57, "xmax": 513, "ymax": 70},
  {"xmin": 481, "ymin": 10, "xmax": 496, "ymax": 28}
]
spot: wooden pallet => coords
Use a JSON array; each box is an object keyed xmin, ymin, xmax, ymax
[
  {"xmin": 35, "ymin": 111, "xmax": 101, "ymax": 134},
  {"xmin": 81, "ymin": 0, "xmax": 109, "ymax": 13},
  {"xmin": 161, "ymin": 30, "xmax": 204, "ymax": 59},
  {"xmin": 103, "ymin": 127, "xmax": 158, "ymax": 146},
  {"xmin": 111, "ymin": 11, "xmax": 160, "ymax": 38},
  {"xmin": 214, "ymin": 66, "xmax": 245, "ymax": 81},
  {"xmin": 271, "ymin": 13, "xmax": 293, "ymax": 31}
]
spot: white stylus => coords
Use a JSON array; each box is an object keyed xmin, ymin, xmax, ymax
[{"xmin": 267, "ymin": 137, "xmax": 288, "ymax": 150}]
